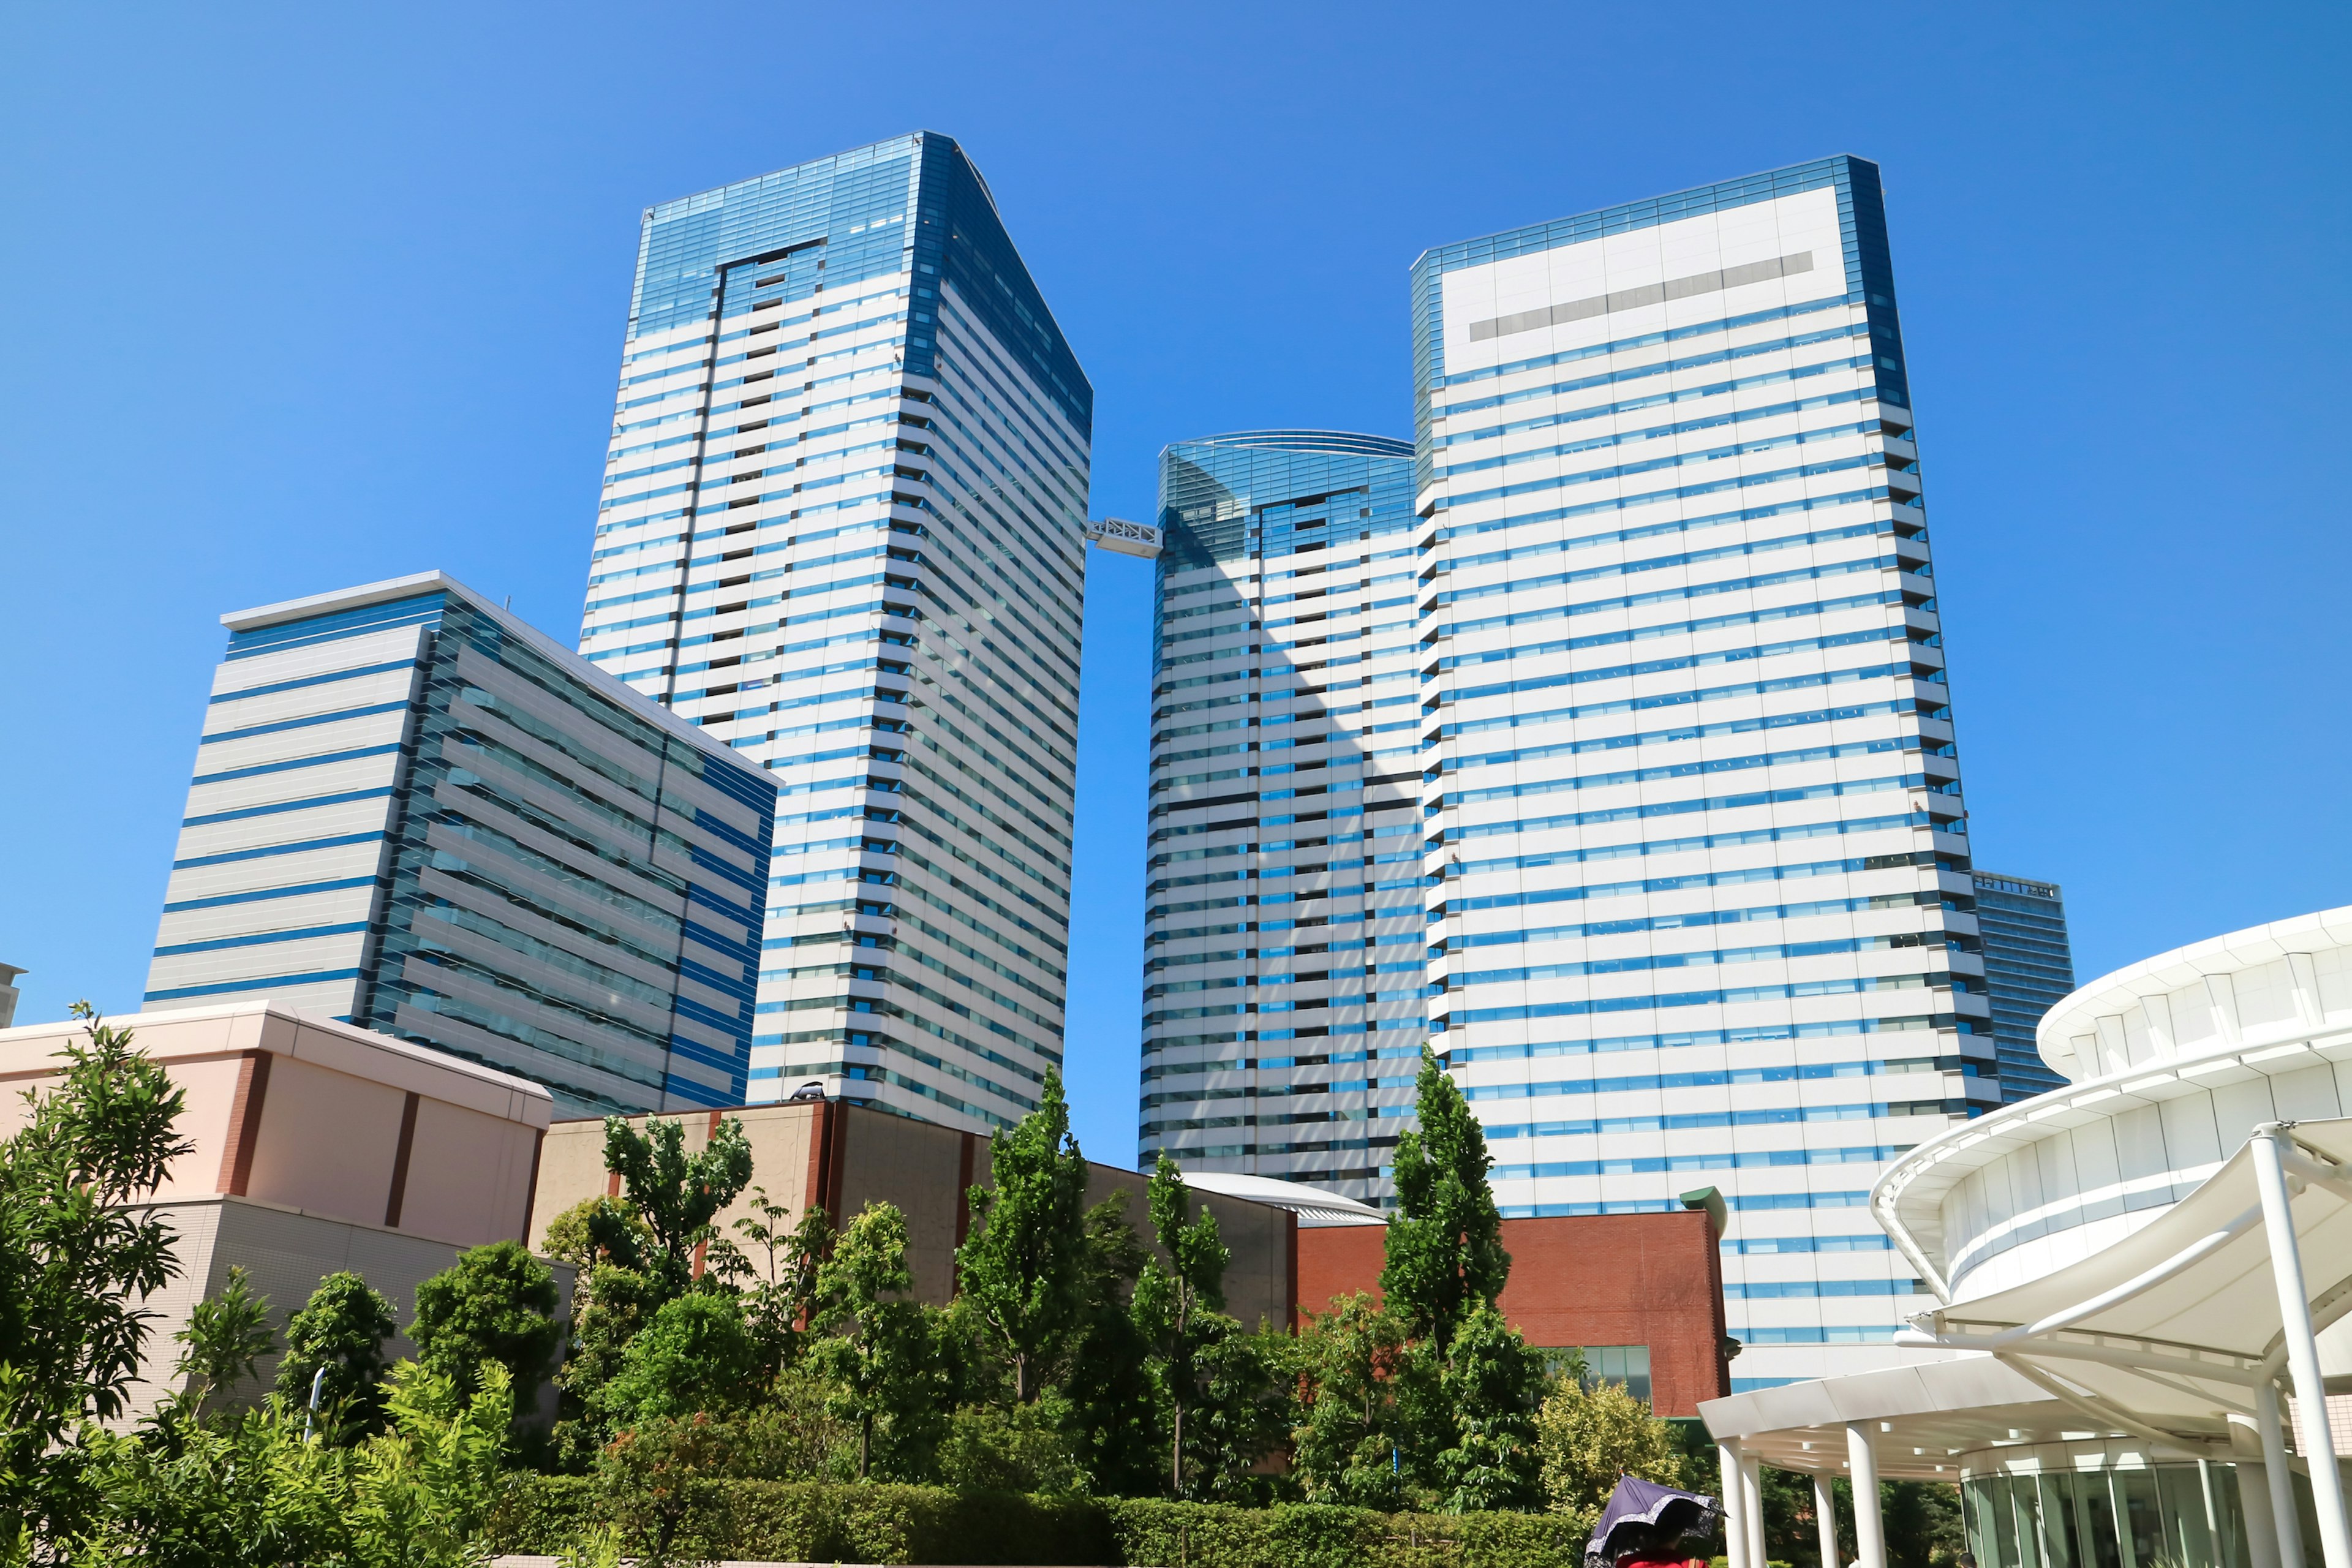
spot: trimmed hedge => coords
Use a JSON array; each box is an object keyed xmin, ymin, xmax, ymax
[{"xmin": 485, "ymin": 1476, "xmax": 1599, "ymax": 1566}]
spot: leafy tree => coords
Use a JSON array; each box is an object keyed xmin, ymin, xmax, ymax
[
  {"xmin": 540, "ymin": 1195, "xmax": 649, "ymax": 1275},
  {"xmin": 409, "ymin": 1241, "xmax": 562, "ymax": 1406},
  {"xmin": 595, "ymin": 1292, "xmax": 760, "ymax": 1428},
  {"xmin": 272, "ymin": 1271, "xmax": 398, "ymax": 1437},
  {"xmin": 1056, "ymin": 1191, "xmax": 1157, "ymax": 1497},
  {"xmin": 935, "ymin": 1397, "xmax": 1085, "ymax": 1494},
  {"xmin": 81, "ymin": 1396, "xmax": 356, "ymax": 1567},
  {"xmin": 1289, "ymin": 1292, "xmax": 1438, "ymax": 1512},
  {"xmin": 169, "ymin": 1267, "xmax": 276, "ymax": 1423},
  {"xmin": 347, "ymin": 1360, "xmax": 514, "ymax": 1567},
  {"xmin": 1380, "ymin": 1046, "xmax": 1509, "ymax": 1359},
  {"xmin": 83, "ymin": 1360, "xmax": 512, "ymax": 1568},
  {"xmin": 1434, "ymin": 1303, "xmax": 1547, "ymax": 1512},
  {"xmin": 0, "ymin": 1002, "xmax": 192, "ymax": 1559},
  {"xmin": 1134, "ymin": 1153, "xmax": 1253, "ymax": 1498},
  {"xmin": 810, "ymin": 1202, "xmax": 941, "ymax": 1479},
  {"xmin": 954, "ymin": 1071, "xmax": 1090, "ymax": 1402},
  {"xmin": 708, "ymin": 1185, "xmax": 834, "ymax": 1374},
  {"xmin": 589, "ymin": 1115, "xmax": 752, "ymax": 1301},
  {"xmin": 1535, "ymin": 1368, "xmax": 1689, "ymax": 1517},
  {"xmin": 1169, "ymin": 1320, "xmax": 1289, "ymax": 1504}
]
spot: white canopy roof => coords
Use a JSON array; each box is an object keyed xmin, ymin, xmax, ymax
[{"xmin": 1900, "ymin": 1115, "xmax": 2352, "ymax": 1452}]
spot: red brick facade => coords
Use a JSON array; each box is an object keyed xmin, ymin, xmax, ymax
[{"xmin": 1294, "ymin": 1210, "xmax": 1729, "ymax": 1416}]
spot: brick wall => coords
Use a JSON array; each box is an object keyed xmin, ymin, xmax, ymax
[{"xmin": 1294, "ymin": 1211, "xmax": 1728, "ymax": 1416}]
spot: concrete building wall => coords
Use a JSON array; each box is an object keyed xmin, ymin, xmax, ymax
[
  {"xmin": 0, "ymin": 1002, "xmax": 549, "ymax": 1245},
  {"xmin": 532, "ymin": 1098, "xmax": 1298, "ymax": 1330},
  {"xmin": 1295, "ymin": 1210, "xmax": 1730, "ymax": 1416}
]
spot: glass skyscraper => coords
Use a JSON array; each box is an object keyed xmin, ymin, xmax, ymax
[
  {"xmin": 579, "ymin": 132, "xmax": 1090, "ymax": 1131},
  {"xmin": 1408, "ymin": 155, "xmax": 1998, "ymax": 1389},
  {"xmin": 1139, "ymin": 432, "xmax": 1425, "ymax": 1203},
  {"xmin": 146, "ymin": 572, "xmax": 777, "ymax": 1115},
  {"xmin": 1972, "ymin": 872, "xmax": 2075, "ymax": 1101}
]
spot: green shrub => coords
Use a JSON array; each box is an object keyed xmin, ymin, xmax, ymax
[{"xmin": 485, "ymin": 1474, "xmax": 1596, "ymax": 1567}]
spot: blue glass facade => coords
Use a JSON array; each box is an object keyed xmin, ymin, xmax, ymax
[
  {"xmin": 149, "ymin": 575, "xmax": 777, "ymax": 1116},
  {"xmin": 1142, "ymin": 432, "xmax": 1425, "ymax": 1202},
  {"xmin": 586, "ymin": 133, "xmax": 1090, "ymax": 1132},
  {"xmin": 1972, "ymin": 872, "xmax": 2075, "ymax": 1101},
  {"xmin": 1402, "ymin": 156, "xmax": 1988, "ymax": 1384}
]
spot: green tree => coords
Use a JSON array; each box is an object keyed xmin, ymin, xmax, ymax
[
  {"xmin": 1133, "ymin": 1153, "xmax": 1238, "ymax": 1496},
  {"xmin": 169, "ymin": 1266, "xmax": 276, "ymax": 1424},
  {"xmin": 589, "ymin": 1115, "xmax": 753, "ymax": 1301},
  {"xmin": 409, "ymin": 1241, "xmax": 562, "ymax": 1406},
  {"xmin": 810, "ymin": 1202, "xmax": 941, "ymax": 1479},
  {"xmin": 1380, "ymin": 1046, "xmax": 1509, "ymax": 1359},
  {"xmin": 348, "ymin": 1360, "xmax": 514, "ymax": 1568},
  {"xmin": 1170, "ymin": 1319, "xmax": 1289, "ymax": 1503},
  {"xmin": 708, "ymin": 1185, "xmax": 834, "ymax": 1375},
  {"xmin": 953, "ymin": 1071, "xmax": 1090, "ymax": 1402},
  {"xmin": 540, "ymin": 1195, "xmax": 649, "ymax": 1276},
  {"xmin": 1534, "ymin": 1370, "xmax": 1689, "ymax": 1518},
  {"xmin": 0, "ymin": 1003, "xmax": 193, "ymax": 1559},
  {"xmin": 1057, "ymin": 1191, "xmax": 1156, "ymax": 1497},
  {"xmin": 83, "ymin": 1359, "xmax": 512, "ymax": 1568},
  {"xmin": 1289, "ymin": 1292, "xmax": 1437, "ymax": 1512},
  {"xmin": 272, "ymin": 1271, "xmax": 398, "ymax": 1436},
  {"xmin": 595, "ymin": 1292, "xmax": 760, "ymax": 1428},
  {"xmin": 1434, "ymin": 1302, "xmax": 1547, "ymax": 1512}
]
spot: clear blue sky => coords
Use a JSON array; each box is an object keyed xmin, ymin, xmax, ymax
[{"xmin": 4, "ymin": 1, "xmax": 2346, "ymax": 1163}]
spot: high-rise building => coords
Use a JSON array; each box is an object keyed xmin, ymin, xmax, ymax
[
  {"xmin": 1971, "ymin": 872, "xmax": 2075, "ymax": 1101},
  {"xmin": 1408, "ymin": 156, "xmax": 1997, "ymax": 1389},
  {"xmin": 145, "ymin": 572, "xmax": 777, "ymax": 1116},
  {"xmin": 1139, "ymin": 432, "xmax": 1425, "ymax": 1204},
  {"xmin": 579, "ymin": 133, "xmax": 1090, "ymax": 1130}
]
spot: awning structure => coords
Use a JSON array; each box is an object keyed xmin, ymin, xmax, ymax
[
  {"xmin": 1702, "ymin": 1120, "xmax": 2352, "ymax": 1568},
  {"xmin": 1899, "ymin": 1118, "xmax": 2352, "ymax": 1455}
]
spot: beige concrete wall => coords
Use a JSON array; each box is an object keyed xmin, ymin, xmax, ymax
[
  {"xmin": 530, "ymin": 1100, "xmax": 1297, "ymax": 1328},
  {"xmin": 119, "ymin": 1194, "xmax": 577, "ymax": 1431},
  {"xmin": 0, "ymin": 1002, "xmax": 549, "ymax": 1251}
]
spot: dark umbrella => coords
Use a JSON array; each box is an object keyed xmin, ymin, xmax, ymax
[{"xmin": 1583, "ymin": 1474, "xmax": 1724, "ymax": 1568}]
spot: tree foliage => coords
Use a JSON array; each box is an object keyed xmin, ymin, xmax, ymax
[
  {"xmin": 1534, "ymin": 1371, "xmax": 1689, "ymax": 1517},
  {"xmin": 589, "ymin": 1115, "xmax": 753, "ymax": 1301},
  {"xmin": 1287, "ymin": 1293, "xmax": 1433, "ymax": 1512},
  {"xmin": 1379, "ymin": 1046, "xmax": 1508, "ymax": 1359},
  {"xmin": 409, "ymin": 1242, "xmax": 562, "ymax": 1408},
  {"xmin": 0, "ymin": 1003, "xmax": 192, "ymax": 1560},
  {"xmin": 1434, "ymin": 1303, "xmax": 1546, "ymax": 1513},
  {"xmin": 273, "ymin": 1272, "xmax": 399, "ymax": 1438},
  {"xmin": 170, "ymin": 1266, "xmax": 276, "ymax": 1424},
  {"xmin": 83, "ymin": 1359, "xmax": 513, "ymax": 1568},
  {"xmin": 810, "ymin": 1202, "xmax": 944, "ymax": 1480},
  {"xmin": 952, "ymin": 1071, "xmax": 1090, "ymax": 1403}
]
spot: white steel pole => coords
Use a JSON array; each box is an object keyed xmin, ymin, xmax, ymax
[
  {"xmin": 1815, "ymin": 1469, "xmax": 1842, "ymax": 1568},
  {"xmin": 1847, "ymin": 1422, "xmax": 1887, "ymax": 1568},
  {"xmin": 1743, "ymin": 1451, "xmax": 1767, "ymax": 1568},
  {"xmin": 2255, "ymin": 1123, "xmax": 2352, "ymax": 1568},
  {"xmin": 1722, "ymin": 1441, "xmax": 1754, "ymax": 1568},
  {"xmin": 2259, "ymin": 1381, "xmax": 2308, "ymax": 1568}
]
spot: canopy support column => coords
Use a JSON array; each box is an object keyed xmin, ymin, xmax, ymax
[
  {"xmin": 1721, "ymin": 1440, "xmax": 1755, "ymax": 1568},
  {"xmin": 1847, "ymin": 1422, "xmax": 1887, "ymax": 1568},
  {"xmin": 1742, "ymin": 1451, "xmax": 1766, "ymax": 1568},
  {"xmin": 1815, "ymin": 1469, "xmax": 1842, "ymax": 1568},
  {"xmin": 2259, "ymin": 1381, "xmax": 2308, "ymax": 1568},
  {"xmin": 2255, "ymin": 1123, "xmax": 2352, "ymax": 1568}
]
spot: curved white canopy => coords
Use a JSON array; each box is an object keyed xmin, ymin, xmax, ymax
[{"xmin": 1899, "ymin": 1115, "xmax": 2352, "ymax": 1451}]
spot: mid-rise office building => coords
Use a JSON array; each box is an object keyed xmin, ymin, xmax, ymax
[
  {"xmin": 1971, "ymin": 871, "xmax": 2075, "ymax": 1101},
  {"xmin": 1139, "ymin": 432, "xmax": 1424, "ymax": 1203},
  {"xmin": 579, "ymin": 132, "xmax": 1089, "ymax": 1129},
  {"xmin": 145, "ymin": 572, "xmax": 777, "ymax": 1115},
  {"xmin": 1409, "ymin": 156, "xmax": 1997, "ymax": 1389}
]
